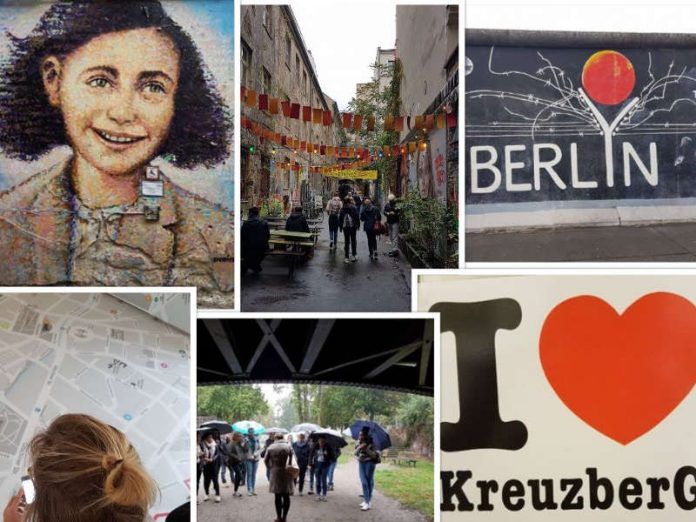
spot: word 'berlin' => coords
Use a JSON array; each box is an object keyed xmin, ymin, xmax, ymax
[{"xmin": 441, "ymin": 466, "xmax": 696, "ymax": 512}]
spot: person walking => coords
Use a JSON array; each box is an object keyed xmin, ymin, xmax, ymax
[
  {"xmin": 309, "ymin": 436, "xmax": 335, "ymax": 502},
  {"xmin": 200, "ymin": 432, "xmax": 222, "ymax": 503},
  {"xmin": 338, "ymin": 196, "xmax": 360, "ymax": 264},
  {"xmin": 383, "ymin": 194, "xmax": 401, "ymax": 256},
  {"xmin": 219, "ymin": 433, "xmax": 230, "ymax": 487},
  {"xmin": 261, "ymin": 436, "xmax": 274, "ymax": 481},
  {"xmin": 355, "ymin": 427, "xmax": 380, "ymax": 511},
  {"xmin": 292, "ymin": 432, "xmax": 311, "ymax": 496},
  {"xmin": 265, "ymin": 434, "xmax": 294, "ymax": 522},
  {"xmin": 227, "ymin": 432, "xmax": 247, "ymax": 497},
  {"xmin": 328, "ymin": 446, "xmax": 341, "ymax": 491},
  {"xmin": 243, "ymin": 428, "xmax": 261, "ymax": 496},
  {"xmin": 241, "ymin": 207, "xmax": 270, "ymax": 275},
  {"xmin": 325, "ymin": 191, "xmax": 343, "ymax": 251},
  {"xmin": 352, "ymin": 191, "xmax": 363, "ymax": 217},
  {"xmin": 360, "ymin": 198, "xmax": 382, "ymax": 260}
]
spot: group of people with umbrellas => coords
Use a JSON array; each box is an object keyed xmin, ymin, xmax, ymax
[{"xmin": 197, "ymin": 419, "xmax": 390, "ymax": 520}]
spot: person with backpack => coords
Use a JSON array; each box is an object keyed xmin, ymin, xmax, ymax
[
  {"xmin": 360, "ymin": 198, "xmax": 382, "ymax": 260},
  {"xmin": 200, "ymin": 432, "xmax": 222, "ymax": 503},
  {"xmin": 338, "ymin": 196, "xmax": 360, "ymax": 263},
  {"xmin": 243, "ymin": 428, "xmax": 261, "ymax": 496},
  {"xmin": 292, "ymin": 432, "xmax": 312, "ymax": 496},
  {"xmin": 325, "ymin": 191, "xmax": 343, "ymax": 250}
]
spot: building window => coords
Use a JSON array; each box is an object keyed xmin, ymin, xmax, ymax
[
  {"xmin": 387, "ymin": 60, "xmax": 395, "ymax": 74},
  {"xmin": 302, "ymin": 71, "xmax": 307, "ymax": 96},
  {"xmin": 295, "ymin": 54, "xmax": 300, "ymax": 83},
  {"xmin": 241, "ymin": 39, "xmax": 252, "ymax": 88},
  {"xmin": 262, "ymin": 5, "xmax": 272, "ymax": 36},
  {"xmin": 262, "ymin": 67, "xmax": 271, "ymax": 95},
  {"xmin": 285, "ymin": 35, "xmax": 291, "ymax": 67}
]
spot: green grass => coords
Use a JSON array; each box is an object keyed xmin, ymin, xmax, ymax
[
  {"xmin": 375, "ymin": 459, "xmax": 434, "ymax": 521},
  {"xmin": 337, "ymin": 451, "xmax": 350, "ymax": 465}
]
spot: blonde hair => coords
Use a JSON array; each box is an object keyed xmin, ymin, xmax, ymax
[{"xmin": 27, "ymin": 414, "xmax": 157, "ymax": 522}]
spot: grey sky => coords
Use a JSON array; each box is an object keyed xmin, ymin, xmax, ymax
[{"xmin": 289, "ymin": 1, "xmax": 396, "ymax": 110}]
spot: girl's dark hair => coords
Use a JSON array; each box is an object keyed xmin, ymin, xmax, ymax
[{"xmin": 0, "ymin": 0, "xmax": 231, "ymax": 168}]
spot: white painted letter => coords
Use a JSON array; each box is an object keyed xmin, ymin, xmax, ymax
[
  {"xmin": 470, "ymin": 146, "xmax": 502, "ymax": 194},
  {"xmin": 623, "ymin": 142, "xmax": 658, "ymax": 187},
  {"xmin": 533, "ymin": 143, "xmax": 567, "ymax": 190},
  {"xmin": 505, "ymin": 145, "xmax": 532, "ymax": 192},
  {"xmin": 570, "ymin": 143, "xmax": 598, "ymax": 189}
]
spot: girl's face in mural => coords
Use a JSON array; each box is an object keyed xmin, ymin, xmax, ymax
[{"xmin": 41, "ymin": 28, "xmax": 180, "ymax": 177}]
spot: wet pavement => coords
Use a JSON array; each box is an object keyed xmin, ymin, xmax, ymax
[
  {"xmin": 466, "ymin": 222, "xmax": 696, "ymax": 262},
  {"xmin": 241, "ymin": 219, "xmax": 412, "ymax": 312}
]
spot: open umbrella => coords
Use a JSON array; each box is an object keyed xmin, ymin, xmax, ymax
[
  {"xmin": 232, "ymin": 420, "xmax": 266, "ymax": 435},
  {"xmin": 341, "ymin": 427, "xmax": 352, "ymax": 437},
  {"xmin": 309, "ymin": 428, "xmax": 348, "ymax": 448},
  {"xmin": 266, "ymin": 427, "xmax": 289, "ymax": 435},
  {"xmin": 198, "ymin": 420, "xmax": 232, "ymax": 435},
  {"xmin": 350, "ymin": 420, "xmax": 392, "ymax": 450},
  {"xmin": 291, "ymin": 423, "xmax": 321, "ymax": 434}
]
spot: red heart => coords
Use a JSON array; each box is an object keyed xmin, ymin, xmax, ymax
[{"xmin": 539, "ymin": 292, "xmax": 696, "ymax": 445}]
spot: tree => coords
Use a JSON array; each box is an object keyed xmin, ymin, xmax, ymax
[
  {"xmin": 396, "ymin": 394, "xmax": 434, "ymax": 449},
  {"xmin": 197, "ymin": 385, "xmax": 269, "ymax": 422}
]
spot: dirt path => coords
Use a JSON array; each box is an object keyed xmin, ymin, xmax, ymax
[{"xmin": 197, "ymin": 457, "xmax": 429, "ymax": 522}]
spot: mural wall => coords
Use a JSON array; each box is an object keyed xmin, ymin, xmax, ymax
[
  {"xmin": 0, "ymin": 1, "xmax": 234, "ymax": 307},
  {"xmin": 466, "ymin": 31, "xmax": 696, "ymax": 227}
]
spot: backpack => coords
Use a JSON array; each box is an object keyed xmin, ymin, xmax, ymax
[
  {"xmin": 342, "ymin": 211, "xmax": 354, "ymax": 229},
  {"xmin": 328, "ymin": 199, "xmax": 341, "ymax": 215}
]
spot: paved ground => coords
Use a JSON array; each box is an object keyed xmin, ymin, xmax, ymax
[
  {"xmin": 466, "ymin": 222, "xmax": 696, "ymax": 262},
  {"xmin": 241, "ymin": 219, "xmax": 412, "ymax": 311},
  {"xmin": 197, "ymin": 457, "xmax": 429, "ymax": 522}
]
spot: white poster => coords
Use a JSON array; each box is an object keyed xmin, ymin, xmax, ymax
[{"xmin": 419, "ymin": 274, "xmax": 696, "ymax": 521}]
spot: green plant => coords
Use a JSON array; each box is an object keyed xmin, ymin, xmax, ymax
[
  {"xmin": 260, "ymin": 198, "xmax": 283, "ymax": 217},
  {"xmin": 399, "ymin": 190, "xmax": 449, "ymax": 264}
]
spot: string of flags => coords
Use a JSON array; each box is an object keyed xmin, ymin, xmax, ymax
[
  {"xmin": 241, "ymin": 116, "xmax": 431, "ymax": 166},
  {"xmin": 241, "ymin": 86, "xmax": 457, "ymax": 132}
]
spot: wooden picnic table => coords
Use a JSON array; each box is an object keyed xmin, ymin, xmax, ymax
[{"xmin": 268, "ymin": 230, "xmax": 314, "ymax": 277}]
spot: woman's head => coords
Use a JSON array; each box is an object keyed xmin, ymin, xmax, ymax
[
  {"xmin": 0, "ymin": 1, "xmax": 231, "ymax": 173},
  {"xmin": 27, "ymin": 413, "xmax": 157, "ymax": 522},
  {"xmin": 344, "ymin": 196, "xmax": 353, "ymax": 205},
  {"xmin": 231, "ymin": 432, "xmax": 242, "ymax": 443},
  {"xmin": 364, "ymin": 198, "xmax": 372, "ymax": 206}
]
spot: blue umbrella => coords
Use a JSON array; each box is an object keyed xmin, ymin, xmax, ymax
[
  {"xmin": 232, "ymin": 420, "xmax": 266, "ymax": 435},
  {"xmin": 350, "ymin": 420, "xmax": 392, "ymax": 450}
]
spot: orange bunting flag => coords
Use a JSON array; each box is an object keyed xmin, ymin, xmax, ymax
[
  {"xmin": 323, "ymin": 110, "xmax": 332, "ymax": 126},
  {"xmin": 303, "ymin": 106, "xmax": 311, "ymax": 122},
  {"xmin": 274, "ymin": 133, "xmax": 281, "ymax": 143},
  {"xmin": 394, "ymin": 117, "xmax": 404, "ymax": 132},
  {"xmin": 367, "ymin": 115, "xmax": 375, "ymax": 131},
  {"xmin": 436, "ymin": 112, "xmax": 446, "ymax": 129},
  {"xmin": 246, "ymin": 89, "xmax": 257, "ymax": 108},
  {"xmin": 290, "ymin": 103, "xmax": 300, "ymax": 119},
  {"xmin": 327, "ymin": 146, "xmax": 334, "ymax": 156},
  {"xmin": 383, "ymin": 145, "xmax": 390, "ymax": 156},
  {"xmin": 342, "ymin": 113, "xmax": 353, "ymax": 129},
  {"xmin": 281, "ymin": 100, "xmax": 291, "ymax": 117},
  {"xmin": 300, "ymin": 141, "xmax": 306, "ymax": 150},
  {"xmin": 270, "ymin": 98, "xmax": 279, "ymax": 115},
  {"xmin": 353, "ymin": 115, "xmax": 363, "ymax": 130},
  {"xmin": 320, "ymin": 145, "xmax": 326, "ymax": 155},
  {"xmin": 258, "ymin": 94, "xmax": 268, "ymax": 111},
  {"xmin": 393, "ymin": 145, "xmax": 400, "ymax": 156},
  {"xmin": 415, "ymin": 115, "xmax": 424, "ymax": 130},
  {"xmin": 408, "ymin": 141, "xmax": 417, "ymax": 153},
  {"xmin": 313, "ymin": 108, "xmax": 323, "ymax": 124},
  {"xmin": 425, "ymin": 114, "xmax": 434, "ymax": 130},
  {"xmin": 384, "ymin": 116, "xmax": 394, "ymax": 131}
]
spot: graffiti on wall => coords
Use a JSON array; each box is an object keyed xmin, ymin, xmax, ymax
[
  {"xmin": 0, "ymin": 1, "xmax": 234, "ymax": 306},
  {"xmin": 466, "ymin": 41, "xmax": 696, "ymax": 204}
]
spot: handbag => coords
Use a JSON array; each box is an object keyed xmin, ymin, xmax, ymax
[
  {"xmin": 286, "ymin": 464, "xmax": 300, "ymax": 480},
  {"xmin": 373, "ymin": 220, "xmax": 383, "ymax": 234}
]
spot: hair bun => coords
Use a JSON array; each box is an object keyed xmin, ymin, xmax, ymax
[
  {"xmin": 103, "ymin": 452, "xmax": 156, "ymax": 508},
  {"xmin": 101, "ymin": 454, "xmax": 124, "ymax": 471}
]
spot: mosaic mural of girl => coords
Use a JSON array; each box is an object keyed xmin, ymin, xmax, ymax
[{"xmin": 0, "ymin": 1, "xmax": 233, "ymax": 305}]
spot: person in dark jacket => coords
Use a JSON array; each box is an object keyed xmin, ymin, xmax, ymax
[
  {"xmin": 338, "ymin": 197, "xmax": 360, "ymax": 263},
  {"xmin": 352, "ymin": 191, "xmax": 363, "ymax": 217},
  {"xmin": 328, "ymin": 446, "xmax": 341, "ymax": 491},
  {"xmin": 383, "ymin": 194, "xmax": 401, "ymax": 256},
  {"xmin": 355, "ymin": 428, "xmax": 380, "ymax": 511},
  {"xmin": 309, "ymin": 436, "xmax": 336, "ymax": 501},
  {"xmin": 285, "ymin": 206, "xmax": 310, "ymax": 233},
  {"xmin": 292, "ymin": 433, "xmax": 312, "ymax": 496},
  {"xmin": 241, "ymin": 207, "xmax": 270, "ymax": 275},
  {"xmin": 200, "ymin": 432, "xmax": 222, "ymax": 503},
  {"xmin": 360, "ymin": 198, "xmax": 382, "ymax": 260}
]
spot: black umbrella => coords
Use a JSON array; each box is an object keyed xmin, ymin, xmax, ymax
[
  {"xmin": 198, "ymin": 420, "xmax": 232, "ymax": 435},
  {"xmin": 291, "ymin": 423, "xmax": 321, "ymax": 434},
  {"xmin": 309, "ymin": 428, "xmax": 348, "ymax": 448}
]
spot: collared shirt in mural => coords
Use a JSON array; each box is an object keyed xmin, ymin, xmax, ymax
[{"xmin": 0, "ymin": 158, "xmax": 233, "ymax": 305}]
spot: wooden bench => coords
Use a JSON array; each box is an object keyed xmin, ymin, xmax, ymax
[
  {"xmin": 265, "ymin": 250, "xmax": 305, "ymax": 277},
  {"xmin": 396, "ymin": 451, "xmax": 418, "ymax": 467}
]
